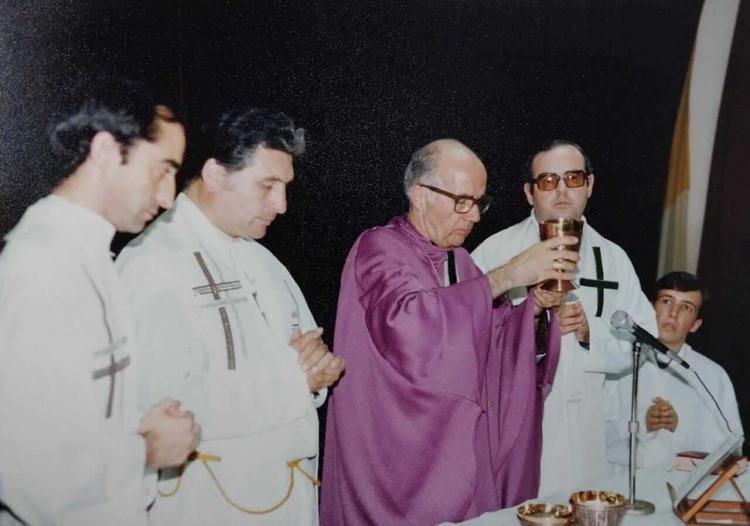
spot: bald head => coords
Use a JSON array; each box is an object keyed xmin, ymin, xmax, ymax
[
  {"xmin": 431, "ymin": 138, "xmax": 480, "ymax": 159},
  {"xmin": 403, "ymin": 139, "xmax": 485, "ymax": 196},
  {"xmin": 405, "ymin": 139, "xmax": 488, "ymax": 247}
]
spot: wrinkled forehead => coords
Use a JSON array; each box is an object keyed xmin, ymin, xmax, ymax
[
  {"xmin": 434, "ymin": 155, "xmax": 487, "ymax": 194},
  {"xmin": 531, "ymin": 145, "xmax": 586, "ymax": 176}
]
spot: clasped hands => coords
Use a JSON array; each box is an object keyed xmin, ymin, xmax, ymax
[
  {"xmin": 135, "ymin": 328, "xmax": 345, "ymax": 471},
  {"xmin": 139, "ymin": 399, "xmax": 202, "ymax": 469},
  {"xmin": 290, "ymin": 327, "xmax": 346, "ymax": 393},
  {"xmin": 533, "ymin": 288, "xmax": 590, "ymax": 345},
  {"xmin": 646, "ymin": 396, "xmax": 678, "ymax": 433},
  {"xmin": 555, "ymin": 298, "xmax": 590, "ymax": 343}
]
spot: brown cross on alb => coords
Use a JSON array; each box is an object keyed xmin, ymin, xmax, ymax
[{"xmin": 193, "ymin": 252, "xmax": 242, "ymax": 370}]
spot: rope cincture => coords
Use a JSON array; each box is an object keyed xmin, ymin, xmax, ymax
[{"xmin": 158, "ymin": 451, "xmax": 320, "ymax": 515}]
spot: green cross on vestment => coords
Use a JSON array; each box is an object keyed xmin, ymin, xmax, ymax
[{"xmin": 579, "ymin": 246, "xmax": 619, "ymax": 317}]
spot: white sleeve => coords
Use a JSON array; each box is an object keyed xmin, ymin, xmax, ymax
[
  {"xmin": 584, "ymin": 252, "xmax": 656, "ymax": 375},
  {"xmin": 717, "ymin": 368, "xmax": 743, "ymax": 439},
  {"xmin": 470, "ymin": 238, "xmax": 493, "ymax": 273},
  {"xmin": 117, "ymin": 256, "xmax": 206, "ymax": 421},
  {"xmin": 604, "ymin": 375, "xmax": 631, "ymax": 467},
  {"xmin": 604, "ymin": 360, "xmax": 674, "ymax": 469},
  {"xmin": 280, "ymin": 268, "xmax": 328, "ymax": 408},
  {"xmin": 119, "ymin": 249, "xmax": 317, "ymax": 440},
  {"xmin": 0, "ymin": 272, "xmax": 147, "ymax": 526},
  {"xmin": 695, "ymin": 365, "xmax": 744, "ymax": 451}
]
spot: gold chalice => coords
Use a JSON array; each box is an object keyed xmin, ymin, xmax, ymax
[{"xmin": 539, "ymin": 218, "xmax": 583, "ymax": 292}]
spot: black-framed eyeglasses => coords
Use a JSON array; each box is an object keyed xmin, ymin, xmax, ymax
[
  {"xmin": 418, "ymin": 184, "xmax": 492, "ymax": 214},
  {"xmin": 531, "ymin": 170, "xmax": 589, "ymax": 191}
]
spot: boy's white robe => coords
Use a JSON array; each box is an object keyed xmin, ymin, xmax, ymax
[{"xmin": 606, "ymin": 343, "xmax": 743, "ymax": 470}]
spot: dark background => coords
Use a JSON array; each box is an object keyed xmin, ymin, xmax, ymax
[{"xmin": 3, "ymin": 1, "xmax": 747, "ymax": 448}]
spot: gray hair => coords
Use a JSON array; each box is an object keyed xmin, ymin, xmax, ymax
[
  {"xmin": 403, "ymin": 143, "xmax": 440, "ymax": 197},
  {"xmin": 182, "ymin": 108, "xmax": 304, "ymax": 184},
  {"xmin": 214, "ymin": 108, "xmax": 305, "ymax": 172}
]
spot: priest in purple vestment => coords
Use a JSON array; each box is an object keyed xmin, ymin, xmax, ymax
[{"xmin": 321, "ymin": 139, "xmax": 580, "ymax": 525}]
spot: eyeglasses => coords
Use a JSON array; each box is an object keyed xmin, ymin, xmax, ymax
[
  {"xmin": 531, "ymin": 170, "xmax": 589, "ymax": 191},
  {"xmin": 418, "ymin": 184, "xmax": 492, "ymax": 214}
]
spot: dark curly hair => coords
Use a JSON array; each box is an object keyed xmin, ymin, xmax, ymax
[
  {"xmin": 183, "ymin": 108, "xmax": 304, "ymax": 183},
  {"xmin": 48, "ymin": 77, "xmax": 171, "ymax": 178}
]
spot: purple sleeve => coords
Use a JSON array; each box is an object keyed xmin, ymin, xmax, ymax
[
  {"xmin": 487, "ymin": 295, "xmax": 561, "ymax": 506},
  {"xmin": 353, "ymin": 231, "xmax": 493, "ymax": 384}
]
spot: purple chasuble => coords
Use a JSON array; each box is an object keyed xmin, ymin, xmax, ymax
[{"xmin": 321, "ymin": 216, "xmax": 560, "ymax": 525}]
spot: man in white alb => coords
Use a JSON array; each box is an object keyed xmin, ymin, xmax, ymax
[
  {"xmin": 606, "ymin": 271, "xmax": 743, "ymax": 470},
  {"xmin": 117, "ymin": 108, "xmax": 345, "ymax": 525},
  {"xmin": 472, "ymin": 140, "xmax": 656, "ymax": 496},
  {"xmin": 0, "ymin": 78, "xmax": 201, "ymax": 526}
]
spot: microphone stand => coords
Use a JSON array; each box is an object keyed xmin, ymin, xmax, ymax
[{"xmin": 626, "ymin": 341, "xmax": 655, "ymax": 515}]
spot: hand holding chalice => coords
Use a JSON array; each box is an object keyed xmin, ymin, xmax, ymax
[{"xmin": 539, "ymin": 218, "xmax": 583, "ymax": 292}]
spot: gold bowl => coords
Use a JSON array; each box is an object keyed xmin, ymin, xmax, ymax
[
  {"xmin": 516, "ymin": 502, "xmax": 574, "ymax": 525},
  {"xmin": 569, "ymin": 491, "xmax": 626, "ymax": 526}
]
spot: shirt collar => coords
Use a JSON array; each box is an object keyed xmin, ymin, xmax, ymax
[
  {"xmin": 42, "ymin": 194, "xmax": 116, "ymax": 257},
  {"xmin": 678, "ymin": 342, "xmax": 693, "ymax": 357},
  {"xmin": 394, "ymin": 215, "xmax": 453, "ymax": 251}
]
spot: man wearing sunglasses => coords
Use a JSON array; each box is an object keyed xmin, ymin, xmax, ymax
[
  {"xmin": 322, "ymin": 139, "xmax": 579, "ymax": 525},
  {"xmin": 473, "ymin": 140, "xmax": 656, "ymax": 497}
]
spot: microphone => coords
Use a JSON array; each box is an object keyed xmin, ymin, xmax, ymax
[{"xmin": 610, "ymin": 310, "xmax": 690, "ymax": 369}]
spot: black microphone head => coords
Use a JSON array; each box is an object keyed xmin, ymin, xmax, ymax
[{"xmin": 610, "ymin": 309, "xmax": 633, "ymax": 331}]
